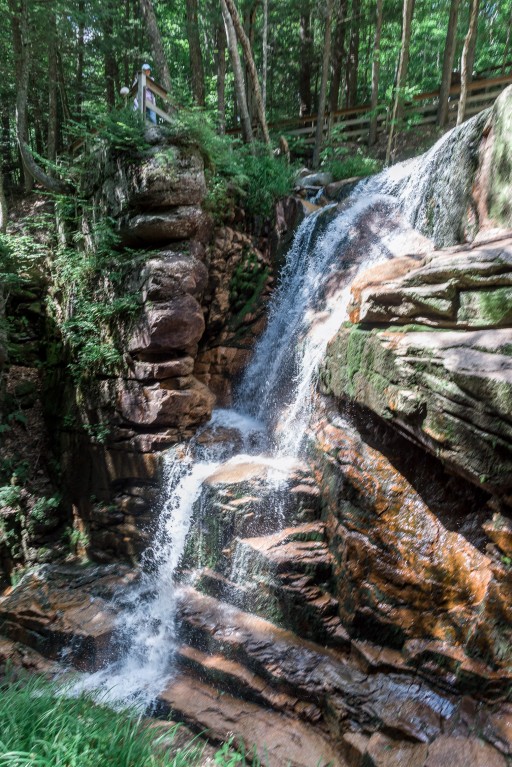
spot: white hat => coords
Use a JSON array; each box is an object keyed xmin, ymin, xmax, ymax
[{"xmin": 142, "ymin": 63, "xmax": 151, "ymax": 71}]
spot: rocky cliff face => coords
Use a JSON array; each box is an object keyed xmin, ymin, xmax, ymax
[
  {"xmin": 1, "ymin": 95, "xmax": 512, "ymax": 767},
  {"xmin": 49, "ymin": 128, "xmax": 273, "ymax": 563},
  {"xmin": 315, "ymin": 90, "xmax": 512, "ymax": 692}
]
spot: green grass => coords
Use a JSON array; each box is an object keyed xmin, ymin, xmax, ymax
[{"xmin": 0, "ymin": 674, "xmax": 260, "ymax": 767}]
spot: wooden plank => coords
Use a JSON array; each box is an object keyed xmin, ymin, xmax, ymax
[{"xmin": 149, "ymin": 103, "xmax": 174, "ymax": 123}]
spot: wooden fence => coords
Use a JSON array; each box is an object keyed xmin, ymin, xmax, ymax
[
  {"xmin": 131, "ymin": 71, "xmax": 176, "ymax": 124},
  {"xmin": 229, "ymin": 71, "xmax": 512, "ymax": 144}
]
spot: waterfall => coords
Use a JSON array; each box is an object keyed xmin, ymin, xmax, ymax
[{"xmin": 71, "ymin": 114, "xmax": 485, "ymax": 709}]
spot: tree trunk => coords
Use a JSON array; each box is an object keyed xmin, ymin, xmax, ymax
[
  {"xmin": 186, "ymin": 0, "xmax": 206, "ymax": 106},
  {"xmin": 8, "ymin": 0, "xmax": 33, "ymax": 192},
  {"xmin": 243, "ymin": 3, "xmax": 258, "ymax": 124},
  {"xmin": 368, "ymin": 0, "xmax": 383, "ymax": 146},
  {"xmin": 139, "ymin": 0, "xmax": 173, "ymax": 94},
  {"xmin": 385, "ymin": 0, "xmax": 415, "ymax": 165},
  {"xmin": 76, "ymin": 0, "xmax": 85, "ymax": 118},
  {"xmin": 262, "ymin": 0, "xmax": 268, "ymax": 110},
  {"xmin": 345, "ymin": 0, "xmax": 360, "ymax": 107},
  {"xmin": 312, "ymin": 0, "xmax": 333, "ymax": 169},
  {"xmin": 0, "ymin": 168, "xmax": 7, "ymax": 234},
  {"xmin": 299, "ymin": 2, "xmax": 313, "ymax": 116},
  {"xmin": 329, "ymin": 0, "xmax": 347, "ymax": 114},
  {"xmin": 47, "ymin": 11, "xmax": 58, "ymax": 162},
  {"xmin": 220, "ymin": 0, "xmax": 253, "ymax": 145},
  {"xmin": 457, "ymin": 0, "xmax": 479, "ymax": 125},
  {"xmin": 215, "ymin": 21, "xmax": 227, "ymax": 133},
  {"xmin": 437, "ymin": 0, "xmax": 460, "ymax": 126},
  {"xmin": 223, "ymin": 0, "xmax": 270, "ymax": 145},
  {"xmin": 103, "ymin": 6, "xmax": 116, "ymax": 110}
]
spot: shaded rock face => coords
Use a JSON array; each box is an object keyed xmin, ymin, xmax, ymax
[
  {"xmin": 50, "ymin": 131, "xmax": 276, "ymax": 564},
  {"xmin": 308, "ymin": 398, "xmax": 511, "ymax": 681},
  {"xmin": 312, "ymin": 90, "xmax": 512, "ymax": 728},
  {"xmin": 195, "ymin": 226, "xmax": 273, "ymax": 405}
]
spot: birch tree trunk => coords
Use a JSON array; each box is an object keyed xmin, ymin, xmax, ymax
[
  {"xmin": 437, "ymin": 0, "xmax": 460, "ymax": 127},
  {"xmin": 223, "ymin": 0, "xmax": 270, "ymax": 146},
  {"xmin": 220, "ymin": 0, "xmax": 253, "ymax": 145},
  {"xmin": 312, "ymin": 0, "xmax": 333, "ymax": 169},
  {"xmin": 186, "ymin": 0, "xmax": 206, "ymax": 106},
  {"xmin": 368, "ymin": 0, "xmax": 383, "ymax": 145},
  {"xmin": 385, "ymin": 0, "xmax": 415, "ymax": 165},
  {"xmin": 299, "ymin": 2, "xmax": 313, "ymax": 116},
  {"xmin": 139, "ymin": 0, "xmax": 173, "ymax": 94},
  {"xmin": 457, "ymin": 0, "xmax": 479, "ymax": 125}
]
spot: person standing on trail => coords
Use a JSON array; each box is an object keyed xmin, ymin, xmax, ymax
[{"xmin": 133, "ymin": 63, "xmax": 157, "ymax": 124}]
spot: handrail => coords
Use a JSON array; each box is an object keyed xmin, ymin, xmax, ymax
[
  {"xmin": 131, "ymin": 71, "xmax": 177, "ymax": 124},
  {"xmin": 226, "ymin": 69, "xmax": 512, "ymax": 140}
]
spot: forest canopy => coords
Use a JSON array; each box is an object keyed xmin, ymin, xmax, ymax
[{"xmin": 1, "ymin": 0, "xmax": 512, "ymax": 193}]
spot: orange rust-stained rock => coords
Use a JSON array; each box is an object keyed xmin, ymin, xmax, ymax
[{"xmin": 309, "ymin": 397, "xmax": 511, "ymax": 678}]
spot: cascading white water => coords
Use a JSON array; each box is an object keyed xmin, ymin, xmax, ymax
[{"xmin": 73, "ymin": 114, "xmax": 485, "ymax": 709}]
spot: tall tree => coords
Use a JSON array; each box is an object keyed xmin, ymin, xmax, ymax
[
  {"xmin": 47, "ymin": 11, "xmax": 58, "ymax": 162},
  {"xmin": 102, "ymin": 3, "xmax": 117, "ymax": 109},
  {"xmin": 457, "ymin": 0, "xmax": 480, "ymax": 125},
  {"xmin": 345, "ymin": 0, "xmax": 360, "ymax": 107},
  {"xmin": 220, "ymin": 0, "xmax": 253, "ymax": 144},
  {"xmin": 76, "ymin": 0, "xmax": 85, "ymax": 118},
  {"xmin": 8, "ymin": 0, "xmax": 33, "ymax": 192},
  {"xmin": 262, "ymin": 0, "xmax": 268, "ymax": 110},
  {"xmin": 437, "ymin": 0, "xmax": 460, "ymax": 127},
  {"xmin": 312, "ymin": 0, "xmax": 333, "ymax": 168},
  {"xmin": 385, "ymin": 0, "xmax": 415, "ymax": 164},
  {"xmin": 0, "ymin": 167, "xmax": 7, "ymax": 234},
  {"xmin": 215, "ymin": 20, "xmax": 227, "ymax": 132},
  {"xmin": 299, "ymin": 1, "xmax": 313, "ymax": 116},
  {"xmin": 329, "ymin": 0, "xmax": 348, "ymax": 114},
  {"xmin": 186, "ymin": 0, "xmax": 206, "ymax": 106},
  {"xmin": 223, "ymin": 0, "xmax": 270, "ymax": 145},
  {"xmin": 139, "ymin": 0, "xmax": 173, "ymax": 94},
  {"xmin": 368, "ymin": 0, "xmax": 383, "ymax": 146}
]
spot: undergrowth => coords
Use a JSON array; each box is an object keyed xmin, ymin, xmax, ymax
[
  {"xmin": 162, "ymin": 110, "xmax": 296, "ymax": 220},
  {"xmin": 47, "ymin": 206, "xmax": 143, "ymax": 383},
  {"xmin": 0, "ymin": 674, "xmax": 263, "ymax": 767}
]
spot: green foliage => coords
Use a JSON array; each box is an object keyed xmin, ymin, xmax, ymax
[
  {"xmin": 163, "ymin": 111, "xmax": 295, "ymax": 220},
  {"xmin": 229, "ymin": 250, "xmax": 269, "ymax": 330},
  {"xmin": 98, "ymin": 108, "xmax": 149, "ymax": 151},
  {"xmin": 320, "ymin": 144, "xmax": 382, "ymax": 181},
  {"xmin": 0, "ymin": 484, "xmax": 22, "ymax": 510},
  {"xmin": 0, "ymin": 674, "xmax": 261, "ymax": 767},
  {"xmin": 49, "ymin": 213, "xmax": 143, "ymax": 383},
  {"xmin": 0, "ymin": 674, "xmax": 201, "ymax": 767}
]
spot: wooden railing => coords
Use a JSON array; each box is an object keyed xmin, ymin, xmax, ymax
[
  {"xmin": 130, "ymin": 71, "xmax": 176, "ymax": 124},
  {"xmin": 228, "ymin": 71, "xmax": 512, "ymax": 144}
]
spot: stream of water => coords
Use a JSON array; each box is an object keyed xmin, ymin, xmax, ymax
[{"xmin": 72, "ymin": 115, "xmax": 483, "ymax": 710}]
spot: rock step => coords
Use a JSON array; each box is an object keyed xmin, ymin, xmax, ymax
[
  {"xmin": 176, "ymin": 585, "xmax": 463, "ymax": 744},
  {"xmin": 233, "ymin": 522, "xmax": 332, "ymax": 575},
  {"xmin": 175, "ymin": 644, "xmax": 322, "ymax": 722},
  {"xmin": 156, "ymin": 671, "xmax": 347, "ymax": 767}
]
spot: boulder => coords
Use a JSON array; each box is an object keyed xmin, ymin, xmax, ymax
[
  {"xmin": 128, "ymin": 295, "xmax": 205, "ymax": 353},
  {"xmin": 119, "ymin": 207, "xmax": 205, "ymax": 245},
  {"xmin": 349, "ymin": 237, "xmax": 512, "ymax": 328},
  {"xmin": 321, "ymin": 326, "xmax": 512, "ymax": 493}
]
